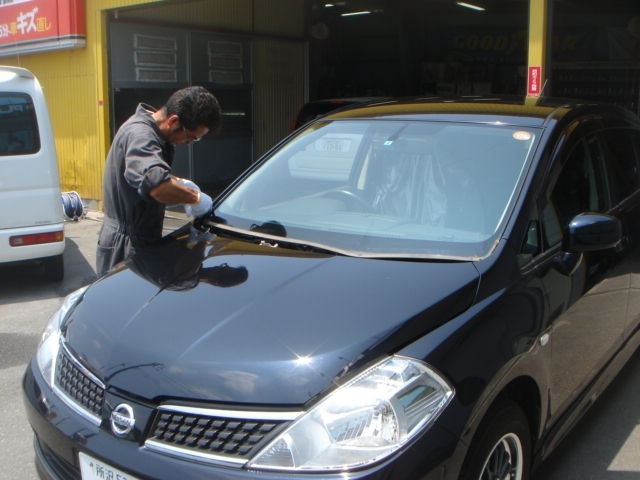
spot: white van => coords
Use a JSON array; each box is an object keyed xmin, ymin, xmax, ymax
[{"xmin": 0, "ymin": 66, "xmax": 65, "ymax": 281}]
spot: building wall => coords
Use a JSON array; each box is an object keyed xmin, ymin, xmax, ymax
[
  {"xmin": 117, "ymin": 0, "xmax": 306, "ymax": 37},
  {"xmin": 253, "ymin": 39, "xmax": 307, "ymax": 156}
]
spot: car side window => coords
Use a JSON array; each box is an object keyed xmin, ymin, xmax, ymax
[
  {"xmin": 542, "ymin": 203, "xmax": 563, "ymax": 248},
  {"xmin": 599, "ymin": 128, "xmax": 640, "ymax": 204},
  {"xmin": 543, "ymin": 134, "xmax": 611, "ymax": 248},
  {"xmin": 520, "ymin": 216, "xmax": 543, "ymax": 258}
]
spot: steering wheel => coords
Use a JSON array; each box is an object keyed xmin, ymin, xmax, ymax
[{"xmin": 323, "ymin": 188, "xmax": 373, "ymax": 211}]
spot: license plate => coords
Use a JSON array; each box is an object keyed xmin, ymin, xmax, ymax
[{"xmin": 79, "ymin": 452, "xmax": 140, "ymax": 480}]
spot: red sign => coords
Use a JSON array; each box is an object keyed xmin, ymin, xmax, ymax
[
  {"xmin": 0, "ymin": 0, "xmax": 86, "ymax": 56},
  {"xmin": 527, "ymin": 66, "xmax": 542, "ymax": 97}
]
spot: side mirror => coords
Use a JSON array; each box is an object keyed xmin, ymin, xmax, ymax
[{"xmin": 563, "ymin": 212, "xmax": 622, "ymax": 252}]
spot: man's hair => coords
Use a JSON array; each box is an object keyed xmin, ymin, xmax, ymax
[{"xmin": 164, "ymin": 86, "xmax": 222, "ymax": 133}]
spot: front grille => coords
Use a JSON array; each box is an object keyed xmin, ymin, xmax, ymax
[
  {"xmin": 51, "ymin": 345, "xmax": 300, "ymax": 467},
  {"xmin": 146, "ymin": 408, "xmax": 292, "ymax": 463},
  {"xmin": 55, "ymin": 346, "xmax": 105, "ymax": 419}
]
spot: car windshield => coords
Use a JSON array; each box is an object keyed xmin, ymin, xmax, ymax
[{"xmin": 214, "ymin": 119, "xmax": 537, "ymax": 260}]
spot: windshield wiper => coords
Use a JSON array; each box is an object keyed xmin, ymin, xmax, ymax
[
  {"xmin": 207, "ymin": 222, "xmax": 342, "ymax": 256},
  {"xmin": 198, "ymin": 219, "xmax": 472, "ymax": 261}
]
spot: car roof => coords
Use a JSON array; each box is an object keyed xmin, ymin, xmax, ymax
[
  {"xmin": 293, "ymin": 96, "xmax": 392, "ymax": 129},
  {"xmin": 320, "ymin": 96, "xmax": 639, "ymax": 128}
]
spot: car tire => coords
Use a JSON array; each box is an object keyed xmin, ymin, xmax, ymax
[
  {"xmin": 459, "ymin": 400, "xmax": 531, "ymax": 480},
  {"xmin": 43, "ymin": 254, "xmax": 64, "ymax": 282}
]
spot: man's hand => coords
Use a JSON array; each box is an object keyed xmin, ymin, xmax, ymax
[
  {"xmin": 187, "ymin": 191, "xmax": 213, "ymax": 217},
  {"xmin": 178, "ymin": 178, "xmax": 213, "ymax": 217}
]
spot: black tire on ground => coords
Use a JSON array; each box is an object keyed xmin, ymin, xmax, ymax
[
  {"xmin": 459, "ymin": 400, "xmax": 531, "ymax": 480},
  {"xmin": 43, "ymin": 254, "xmax": 64, "ymax": 282}
]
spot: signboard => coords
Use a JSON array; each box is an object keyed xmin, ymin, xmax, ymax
[
  {"xmin": 441, "ymin": 28, "xmax": 528, "ymax": 64},
  {"xmin": 0, "ymin": 0, "xmax": 86, "ymax": 56},
  {"xmin": 527, "ymin": 66, "xmax": 542, "ymax": 97}
]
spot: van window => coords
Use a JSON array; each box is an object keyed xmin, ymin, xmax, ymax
[{"xmin": 0, "ymin": 93, "xmax": 40, "ymax": 155}]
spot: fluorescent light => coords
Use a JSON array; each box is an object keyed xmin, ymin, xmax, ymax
[
  {"xmin": 341, "ymin": 10, "xmax": 372, "ymax": 17},
  {"xmin": 456, "ymin": 2, "xmax": 485, "ymax": 11}
]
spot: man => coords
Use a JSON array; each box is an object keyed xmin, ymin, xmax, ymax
[{"xmin": 96, "ymin": 86, "xmax": 222, "ymax": 277}]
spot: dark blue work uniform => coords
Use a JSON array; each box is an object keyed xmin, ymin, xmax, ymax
[{"xmin": 96, "ymin": 104, "xmax": 174, "ymax": 277}]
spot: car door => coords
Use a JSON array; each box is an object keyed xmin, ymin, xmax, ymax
[
  {"xmin": 537, "ymin": 121, "xmax": 629, "ymax": 422},
  {"xmin": 597, "ymin": 126, "xmax": 640, "ymax": 339}
]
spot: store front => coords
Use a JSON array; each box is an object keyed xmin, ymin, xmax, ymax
[
  {"xmin": 307, "ymin": 0, "xmax": 530, "ymax": 98},
  {"xmin": 307, "ymin": 0, "xmax": 640, "ymax": 114},
  {"xmin": 1, "ymin": 0, "xmax": 639, "ymax": 206}
]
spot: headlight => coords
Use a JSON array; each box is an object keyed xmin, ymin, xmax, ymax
[
  {"xmin": 249, "ymin": 355, "xmax": 454, "ymax": 472},
  {"xmin": 36, "ymin": 286, "xmax": 87, "ymax": 386}
]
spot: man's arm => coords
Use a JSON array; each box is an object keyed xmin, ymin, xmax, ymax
[{"xmin": 149, "ymin": 176, "xmax": 199, "ymax": 204}]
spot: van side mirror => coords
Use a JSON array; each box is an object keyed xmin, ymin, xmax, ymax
[{"xmin": 563, "ymin": 213, "xmax": 622, "ymax": 252}]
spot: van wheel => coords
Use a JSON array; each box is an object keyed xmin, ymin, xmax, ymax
[
  {"xmin": 460, "ymin": 401, "xmax": 531, "ymax": 480},
  {"xmin": 43, "ymin": 255, "xmax": 64, "ymax": 282}
]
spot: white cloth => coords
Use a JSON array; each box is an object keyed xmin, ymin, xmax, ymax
[{"xmin": 179, "ymin": 178, "xmax": 213, "ymax": 218}]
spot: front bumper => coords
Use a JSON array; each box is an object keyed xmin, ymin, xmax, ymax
[{"xmin": 23, "ymin": 357, "xmax": 455, "ymax": 480}]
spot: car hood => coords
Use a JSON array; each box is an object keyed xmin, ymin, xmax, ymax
[{"xmin": 63, "ymin": 233, "xmax": 479, "ymax": 406}]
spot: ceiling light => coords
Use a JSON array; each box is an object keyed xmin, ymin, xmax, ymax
[
  {"xmin": 341, "ymin": 10, "xmax": 372, "ymax": 17},
  {"xmin": 456, "ymin": 2, "xmax": 485, "ymax": 11}
]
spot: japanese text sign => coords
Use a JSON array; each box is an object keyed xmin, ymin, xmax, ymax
[
  {"xmin": 0, "ymin": 0, "xmax": 86, "ymax": 56},
  {"xmin": 527, "ymin": 66, "xmax": 542, "ymax": 97}
]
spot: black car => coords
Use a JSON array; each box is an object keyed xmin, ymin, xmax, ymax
[{"xmin": 24, "ymin": 97, "xmax": 640, "ymax": 480}]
